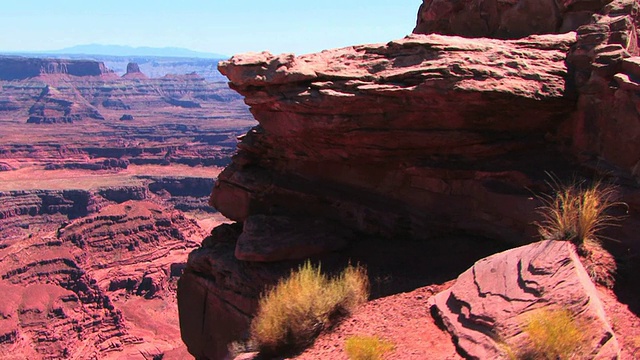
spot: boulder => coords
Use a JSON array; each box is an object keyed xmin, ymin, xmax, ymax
[{"xmin": 429, "ymin": 240, "xmax": 620, "ymax": 359}]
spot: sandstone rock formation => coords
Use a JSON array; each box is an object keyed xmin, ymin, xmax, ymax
[
  {"xmin": 0, "ymin": 56, "xmax": 113, "ymax": 80},
  {"xmin": 179, "ymin": 0, "xmax": 640, "ymax": 359},
  {"xmin": 212, "ymin": 33, "xmax": 580, "ymax": 245},
  {"xmin": 413, "ymin": 0, "xmax": 606, "ymax": 38},
  {"xmin": 122, "ymin": 62, "xmax": 149, "ymax": 80},
  {"xmin": 27, "ymin": 85, "xmax": 105, "ymax": 123},
  {"xmin": 430, "ymin": 240, "xmax": 620, "ymax": 359},
  {"xmin": 0, "ymin": 183, "xmax": 206, "ymax": 358},
  {"xmin": 0, "ymin": 56, "xmax": 253, "ymax": 170}
]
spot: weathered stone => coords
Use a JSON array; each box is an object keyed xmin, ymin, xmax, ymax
[
  {"xmin": 235, "ymin": 215, "xmax": 349, "ymax": 262},
  {"xmin": 214, "ymin": 33, "xmax": 577, "ymax": 245},
  {"xmin": 179, "ymin": 0, "xmax": 640, "ymax": 359},
  {"xmin": 429, "ymin": 240, "xmax": 620, "ymax": 359}
]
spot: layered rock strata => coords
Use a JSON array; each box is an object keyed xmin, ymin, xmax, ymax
[
  {"xmin": 27, "ymin": 85, "xmax": 105, "ymax": 123},
  {"xmin": 0, "ymin": 192, "xmax": 205, "ymax": 358},
  {"xmin": 413, "ymin": 0, "xmax": 616, "ymax": 38},
  {"xmin": 0, "ymin": 56, "xmax": 113, "ymax": 80},
  {"xmin": 212, "ymin": 33, "xmax": 578, "ymax": 245},
  {"xmin": 179, "ymin": 0, "xmax": 640, "ymax": 359}
]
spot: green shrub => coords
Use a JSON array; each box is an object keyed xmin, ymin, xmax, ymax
[
  {"xmin": 521, "ymin": 309, "xmax": 587, "ymax": 360},
  {"xmin": 250, "ymin": 261, "xmax": 369, "ymax": 354},
  {"xmin": 345, "ymin": 335, "xmax": 394, "ymax": 360}
]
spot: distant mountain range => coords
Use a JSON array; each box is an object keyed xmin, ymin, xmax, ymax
[{"xmin": 19, "ymin": 44, "xmax": 227, "ymax": 59}]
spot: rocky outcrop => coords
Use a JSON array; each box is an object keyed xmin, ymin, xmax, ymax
[
  {"xmin": 26, "ymin": 85, "xmax": 105, "ymax": 123},
  {"xmin": 213, "ymin": 33, "xmax": 577, "ymax": 244},
  {"xmin": 0, "ymin": 56, "xmax": 113, "ymax": 80},
  {"xmin": 182, "ymin": 0, "xmax": 640, "ymax": 359},
  {"xmin": 234, "ymin": 215, "xmax": 349, "ymax": 262},
  {"xmin": 430, "ymin": 240, "xmax": 620, "ymax": 359},
  {"xmin": 122, "ymin": 62, "xmax": 149, "ymax": 80},
  {"xmin": 178, "ymin": 224, "xmax": 296, "ymax": 360},
  {"xmin": 413, "ymin": 0, "xmax": 606, "ymax": 38},
  {"xmin": 181, "ymin": 32, "xmax": 582, "ymax": 359}
]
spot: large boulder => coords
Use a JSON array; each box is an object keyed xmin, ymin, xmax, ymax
[{"xmin": 429, "ymin": 240, "xmax": 620, "ymax": 359}]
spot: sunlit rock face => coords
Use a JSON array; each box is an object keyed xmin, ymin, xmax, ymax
[
  {"xmin": 179, "ymin": 0, "xmax": 640, "ymax": 359},
  {"xmin": 413, "ymin": 0, "xmax": 614, "ymax": 38}
]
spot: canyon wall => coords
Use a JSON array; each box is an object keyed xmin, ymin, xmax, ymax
[{"xmin": 0, "ymin": 177, "xmax": 218, "ymax": 359}]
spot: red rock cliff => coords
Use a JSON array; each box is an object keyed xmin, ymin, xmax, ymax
[{"xmin": 179, "ymin": 0, "xmax": 640, "ymax": 359}]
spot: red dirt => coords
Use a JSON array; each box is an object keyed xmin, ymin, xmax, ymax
[
  {"xmin": 292, "ymin": 283, "xmax": 640, "ymax": 360},
  {"xmin": 296, "ymin": 283, "xmax": 462, "ymax": 360}
]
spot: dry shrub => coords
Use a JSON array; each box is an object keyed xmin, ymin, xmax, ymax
[
  {"xmin": 520, "ymin": 309, "xmax": 587, "ymax": 360},
  {"xmin": 345, "ymin": 335, "xmax": 395, "ymax": 360},
  {"xmin": 535, "ymin": 179, "xmax": 625, "ymax": 286},
  {"xmin": 250, "ymin": 261, "xmax": 369, "ymax": 355},
  {"xmin": 535, "ymin": 179, "xmax": 623, "ymax": 246}
]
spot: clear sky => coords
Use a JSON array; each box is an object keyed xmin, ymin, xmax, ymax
[{"xmin": 0, "ymin": 1, "xmax": 420, "ymax": 56}]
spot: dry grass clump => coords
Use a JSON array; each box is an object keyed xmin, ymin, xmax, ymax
[
  {"xmin": 344, "ymin": 335, "xmax": 395, "ymax": 360},
  {"xmin": 250, "ymin": 261, "xmax": 369, "ymax": 355},
  {"xmin": 519, "ymin": 309, "xmax": 587, "ymax": 360},
  {"xmin": 535, "ymin": 179, "xmax": 625, "ymax": 287},
  {"xmin": 535, "ymin": 179, "xmax": 623, "ymax": 246}
]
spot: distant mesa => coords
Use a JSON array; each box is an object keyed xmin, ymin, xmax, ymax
[
  {"xmin": 26, "ymin": 85, "xmax": 105, "ymax": 124},
  {"xmin": 120, "ymin": 114, "xmax": 134, "ymax": 121},
  {"xmin": 122, "ymin": 62, "xmax": 148, "ymax": 80},
  {"xmin": 102, "ymin": 98, "xmax": 131, "ymax": 110},
  {"xmin": 0, "ymin": 56, "xmax": 114, "ymax": 81}
]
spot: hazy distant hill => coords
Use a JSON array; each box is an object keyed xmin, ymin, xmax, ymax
[
  {"xmin": 1, "ymin": 50, "xmax": 229, "ymax": 82},
  {"xmin": 49, "ymin": 44, "xmax": 226, "ymax": 59}
]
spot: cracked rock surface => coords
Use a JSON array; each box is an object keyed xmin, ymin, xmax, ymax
[{"xmin": 429, "ymin": 240, "xmax": 620, "ymax": 359}]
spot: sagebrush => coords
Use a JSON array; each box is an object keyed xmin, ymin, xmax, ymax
[{"xmin": 250, "ymin": 261, "xmax": 369, "ymax": 354}]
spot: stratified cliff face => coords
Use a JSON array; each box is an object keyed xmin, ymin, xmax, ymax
[
  {"xmin": 179, "ymin": 0, "xmax": 640, "ymax": 359},
  {"xmin": 0, "ymin": 182, "xmax": 209, "ymax": 359},
  {"xmin": 213, "ymin": 34, "xmax": 578, "ymax": 244},
  {"xmin": 27, "ymin": 85, "xmax": 105, "ymax": 124},
  {"xmin": 0, "ymin": 56, "xmax": 113, "ymax": 80}
]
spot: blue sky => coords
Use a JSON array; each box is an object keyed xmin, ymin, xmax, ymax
[{"xmin": 0, "ymin": 1, "xmax": 419, "ymax": 56}]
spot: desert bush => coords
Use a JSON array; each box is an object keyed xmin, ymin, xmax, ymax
[
  {"xmin": 520, "ymin": 309, "xmax": 587, "ymax": 360},
  {"xmin": 250, "ymin": 261, "xmax": 369, "ymax": 354},
  {"xmin": 535, "ymin": 179, "xmax": 623, "ymax": 246},
  {"xmin": 345, "ymin": 335, "xmax": 395, "ymax": 360}
]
